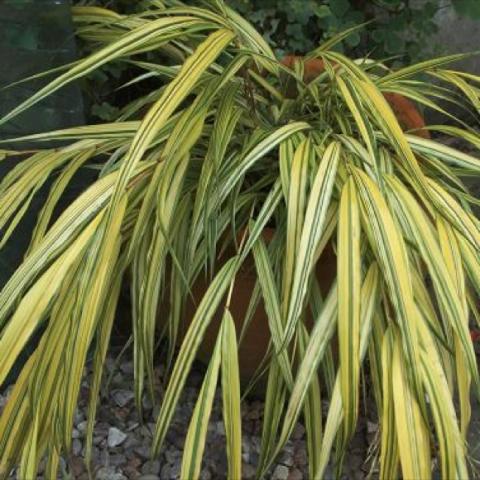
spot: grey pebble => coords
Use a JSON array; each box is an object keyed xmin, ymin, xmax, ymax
[
  {"xmin": 96, "ymin": 466, "xmax": 127, "ymax": 480},
  {"xmin": 292, "ymin": 423, "xmax": 305, "ymax": 440},
  {"xmin": 45, "ymin": 352, "xmax": 375, "ymax": 479},
  {"xmin": 215, "ymin": 420, "xmax": 225, "ymax": 436},
  {"xmin": 278, "ymin": 449, "xmax": 294, "ymax": 467},
  {"xmin": 367, "ymin": 421, "xmax": 378, "ymax": 434},
  {"xmin": 111, "ymin": 389, "xmax": 135, "ymax": 407},
  {"xmin": 141, "ymin": 459, "xmax": 161, "ymax": 475},
  {"xmin": 272, "ymin": 464, "xmax": 290, "ymax": 480},
  {"xmin": 120, "ymin": 361, "xmax": 134, "ymax": 375},
  {"xmin": 112, "ymin": 372, "xmax": 124, "ymax": 385},
  {"xmin": 199, "ymin": 468, "xmax": 212, "ymax": 480},
  {"xmin": 165, "ymin": 447, "xmax": 181, "ymax": 464},
  {"xmin": 242, "ymin": 463, "xmax": 257, "ymax": 479},
  {"xmin": 74, "ymin": 410, "xmax": 85, "ymax": 424},
  {"xmin": 107, "ymin": 427, "xmax": 127, "ymax": 448},
  {"xmin": 134, "ymin": 445, "xmax": 151, "ymax": 459},
  {"xmin": 110, "ymin": 454, "xmax": 127, "ymax": 467},
  {"xmin": 294, "ymin": 448, "xmax": 307, "ymax": 467},
  {"xmin": 169, "ymin": 461, "xmax": 181, "ymax": 479},
  {"xmin": 140, "ymin": 424, "xmax": 153, "ymax": 438},
  {"xmin": 123, "ymin": 434, "xmax": 141, "ymax": 449},
  {"xmin": 288, "ymin": 468, "xmax": 303, "ymax": 480},
  {"xmin": 77, "ymin": 420, "xmax": 87, "ymax": 433},
  {"xmin": 160, "ymin": 463, "xmax": 171, "ymax": 479},
  {"xmin": 72, "ymin": 438, "xmax": 82, "ymax": 456}
]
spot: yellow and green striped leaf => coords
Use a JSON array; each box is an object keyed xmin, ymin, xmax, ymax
[
  {"xmin": 181, "ymin": 323, "xmax": 222, "ymax": 480},
  {"xmin": 221, "ymin": 310, "xmax": 242, "ymax": 480},
  {"xmin": 337, "ymin": 177, "xmax": 361, "ymax": 441}
]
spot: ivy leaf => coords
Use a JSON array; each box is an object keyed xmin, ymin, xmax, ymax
[
  {"xmin": 372, "ymin": 28, "xmax": 386, "ymax": 42},
  {"xmin": 384, "ymin": 32, "xmax": 405, "ymax": 54},
  {"xmin": 249, "ymin": 9, "xmax": 268, "ymax": 24},
  {"xmin": 329, "ymin": 0, "xmax": 350, "ymax": 17},
  {"xmin": 314, "ymin": 5, "xmax": 332, "ymax": 18},
  {"xmin": 345, "ymin": 32, "xmax": 361, "ymax": 48},
  {"xmin": 91, "ymin": 102, "xmax": 120, "ymax": 121}
]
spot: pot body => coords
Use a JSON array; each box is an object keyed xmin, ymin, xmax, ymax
[{"xmin": 171, "ymin": 232, "xmax": 337, "ymax": 383}]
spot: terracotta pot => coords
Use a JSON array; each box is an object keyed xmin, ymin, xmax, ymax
[{"xmin": 171, "ymin": 228, "xmax": 337, "ymax": 383}]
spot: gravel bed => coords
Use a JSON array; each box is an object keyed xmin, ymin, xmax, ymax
[{"xmin": 1, "ymin": 345, "xmax": 373, "ymax": 480}]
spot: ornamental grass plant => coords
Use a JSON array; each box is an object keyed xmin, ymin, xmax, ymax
[{"xmin": 0, "ymin": 1, "xmax": 479, "ymax": 478}]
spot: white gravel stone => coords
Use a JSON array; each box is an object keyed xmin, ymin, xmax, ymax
[{"xmin": 108, "ymin": 427, "xmax": 127, "ymax": 448}]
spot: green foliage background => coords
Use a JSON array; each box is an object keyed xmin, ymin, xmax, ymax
[
  {"xmin": 226, "ymin": 0, "xmax": 480, "ymax": 59},
  {"xmin": 76, "ymin": 0, "xmax": 480, "ymax": 121},
  {"xmin": 228, "ymin": 0, "xmax": 434, "ymax": 59}
]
